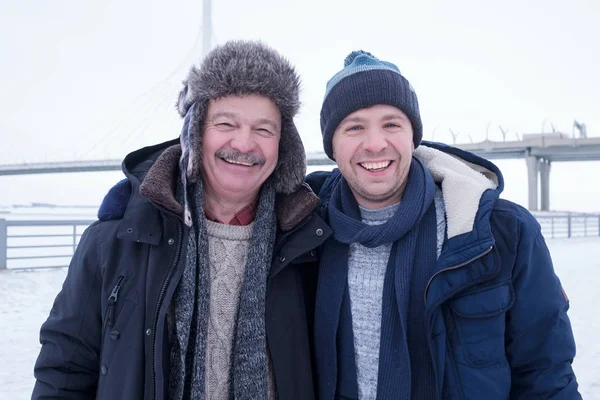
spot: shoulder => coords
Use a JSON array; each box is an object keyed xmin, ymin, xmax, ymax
[
  {"xmin": 68, "ymin": 219, "xmax": 120, "ymax": 269},
  {"xmin": 305, "ymin": 169, "xmax": 342, "ymax": 202},
  {"xmin": 491, "ymin": 198, "xmax": 541, "ymax": 239},
  {"xmin": 305, "ymin": 170, "xmax": 332, "ymax": 192},
  {"xmin": 489, "ymin": 199, "xmax": 547, "ymax": 273},
  {"xmin": 97, "ymin": 179, "xmax": 131, "ymax": 221}
]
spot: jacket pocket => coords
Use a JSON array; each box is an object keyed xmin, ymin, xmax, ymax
[{"xmin": 447, "ymin": 282, "xmax": 515, "ymax": 368}]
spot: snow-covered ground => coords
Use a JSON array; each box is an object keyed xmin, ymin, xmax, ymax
[
  {"xmin": 550, "ymin": 238, "xmax": 600, "ymax": 399},
  {"xmin": 1, "ymin": 237, "xmax": 599, "ymax": 399}
]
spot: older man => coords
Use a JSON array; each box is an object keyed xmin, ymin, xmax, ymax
[{"xmin": 32, "ymin": 41, "xmax": 330, "ymax": 400}]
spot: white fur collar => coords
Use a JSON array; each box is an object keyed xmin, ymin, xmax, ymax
[{"xmin": 415, "ymin": 146, "xmax": 498, "ymax": 239}]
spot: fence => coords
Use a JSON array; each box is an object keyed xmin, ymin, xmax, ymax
[
  {"xmin": 0, "ymin": 219, "xmax": 94, "ymax": 270},
  {"xmin": 1, "ymin": 213, "xmax": 599, "ymax": 269},
  {"xmin": 535, "ymin": 214, "xmax": 600, "ymax": 239}
]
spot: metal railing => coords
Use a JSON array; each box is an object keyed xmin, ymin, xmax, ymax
[
  {"xmin": 0, "ymin": 219, "xmax": 95, "ymax": 270},
  {"xmin": 1, "ymin": 213, "xmax": 599, "ymax": 269},
  {"xmin": 535, "ymin": 214, "xmax": 600, "ymax": 239}
]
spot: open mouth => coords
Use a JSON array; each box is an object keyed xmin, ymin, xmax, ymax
[
  {"xmin": 221, "ymin": 157, "xmax": 256, "ymax": 167},
  {"xmin": 359, "ymin": 160, "xmax": 392, "ymax": 172}
]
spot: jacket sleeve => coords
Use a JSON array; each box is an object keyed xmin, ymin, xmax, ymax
[
  {"xmin": 32, "ymin": 223, "xmax": 104, "ymax": 399},
  {"xmin": 506, "ymin": 214, "xmax": 581, "ymax": 399}
]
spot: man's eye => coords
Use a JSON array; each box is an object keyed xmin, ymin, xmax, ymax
[
  {"xmin": 347, "ymin": 125, "xmax": 362, "ymax": 131},
  {"xmin": 256, "ymin": 128, "xmax": 276, "ymax": 136},
  {"xmin": 384, "ymin": 123, "xmax": 401, "ymax": 129},
  {"xmin": 216, "ymin": 122, "xmax": 234, "ymax": 128}
]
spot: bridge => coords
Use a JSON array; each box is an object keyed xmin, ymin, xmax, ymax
[
  {"xmin": 457, "ymin": 134, "xmax": 600, "ymax": 162},
  {"xmin": 0, "ymin": 152, "xmax": 337, "ymax": 175},
  {"xmin": 458, "ymin": 134, "xmax": 600, "ymax": 211},
  {"xmin": 1, "ymin": 0, "xmax": 598, "ymax": 212},
  {"xmin": 1, "ymin": 133, "xmax": 599, "ymax": 212}
]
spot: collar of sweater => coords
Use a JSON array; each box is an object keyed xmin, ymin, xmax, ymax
[{"xmin": 205, "ymin": 219, "xmax": 255, "ymax": 240}]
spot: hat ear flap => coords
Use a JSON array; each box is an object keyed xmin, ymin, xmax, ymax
[
  {"xmin": 273, "ymin": 117, "xmax": 306, "ymax": 194},
  {"xmin": 179, "ymin": 101, "xmax": 208, "ymax": 185}
]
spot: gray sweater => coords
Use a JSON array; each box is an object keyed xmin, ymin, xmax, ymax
[
  {"xmin": 348, "ymin": 189, "xmax": 446, "ymax": 400},
  {"xmin": 205, "ymin": 220, "xmax": 254, "ymax": 400},
  {"xmin": 204, "ymin": 219, "xmax": 277, "ymax": 400},
  {"xmin": 347, "ymin": 203, "xmax": 398, "ymax": 400}
]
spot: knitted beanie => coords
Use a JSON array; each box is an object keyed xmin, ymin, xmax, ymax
[{"xmin": 320, "ymin": 50, "xmax": 422, "ymax": 160}]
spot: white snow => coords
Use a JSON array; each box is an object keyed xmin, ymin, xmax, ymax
[
  {"xmin": 0, "ymin": 237, "xmax": 599, "ymax": 399},
  {"xmin": 548, "ymin": 237, "xmax": 600, "ymax": 398}
]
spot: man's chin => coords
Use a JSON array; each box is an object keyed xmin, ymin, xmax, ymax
[
  {"xmin": 355, "ymin": 185, "xmax": 403, "ymax": 207},
  {"xmin": 212, "ymin": 180, "xmax": 263, "ymax": 197}
]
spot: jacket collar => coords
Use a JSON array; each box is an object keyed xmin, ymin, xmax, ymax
[
  {"xmin": 314, "ymin": 141, "xmax": 504, "ymax": 307},
  {"xmin": 412, "ymin": 143, "xmax": 503, "ymax": 309},
  {"xmin": 414, "ymin": 143, "xmax": 500, "ymax": 239},
  {"xmin": 113, "ymin": 139, "xmax": 181, "ymax": 245},
  {"xmin": 116, "ymin": 141, "xmax": 320, "ymax": 243}
]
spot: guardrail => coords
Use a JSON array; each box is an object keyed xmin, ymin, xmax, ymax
[
  {"xmin": 0, "ymin": 213, "xmax": 599, "ymax": 269},
  {"xmin": 0, "ymin": 219, "xmax": 95, "ymax": 270},
  {"xmin": 535, "ymin": 214, "xmax": 600, "ymax": 239}
]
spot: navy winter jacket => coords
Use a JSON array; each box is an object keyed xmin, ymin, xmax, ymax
[
  {"xmin": 306, "ymin": 141, "xmax": 581, "ymax": 400},
  {"xmin": 32, "ymin": 139, "xmax": 331, "ymax": 399}
]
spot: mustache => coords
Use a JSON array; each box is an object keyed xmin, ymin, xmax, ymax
[{"xmin": 215, "ymin": 150, "xmax": 265, "ymax": 165}]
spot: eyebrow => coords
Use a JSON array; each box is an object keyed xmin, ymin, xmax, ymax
[
  {"xmin": 209, "ymin": 112, "xmax": 280, "ymax": 131},
  {"xmin": 341, "ymin": 116, "xmax": 367, "ymax": 124},
  {"xmin": 340, "ymin": 113, "xmax": 409, "ymax": 125},
  {"xmin": 256, "ymin": 118, "xmax": 280, "ymax": 132},
  {"xmin": 381, "ymin": 113, "xmax": 409, "ymax": 123},
  {"xmin": 209, "ymin": 111, "xmax": 237, "ymax": 120}
]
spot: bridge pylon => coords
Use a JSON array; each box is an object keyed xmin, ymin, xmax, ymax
[{"xmin": 526, "ymin": 155, "xmax": 551, "ymax": 212}]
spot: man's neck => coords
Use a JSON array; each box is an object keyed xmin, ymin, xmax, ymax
[{"xmin": 203, "ymin": 189, "xmax": 258, "ymax": 224}]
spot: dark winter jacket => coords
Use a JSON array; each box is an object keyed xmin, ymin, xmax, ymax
[
  {"xmin": 306, "ymin": 141, "xmax": 581, "ymax": 400},
  {"xmin": 32, "ymin": 138, "xmax": 331, "ymax": 400}
]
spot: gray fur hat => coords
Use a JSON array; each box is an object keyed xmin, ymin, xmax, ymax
[{"xmin": 176, "ymin": 40, "xmax": 306, "ymax": 194}]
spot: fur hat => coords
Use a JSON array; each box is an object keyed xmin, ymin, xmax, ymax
[{"xmin": 176, "ymin": 40, "xmax": 306, "ymax": 194}]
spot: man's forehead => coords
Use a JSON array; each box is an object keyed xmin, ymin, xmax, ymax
[
  {"xmin": 208, "ymin": 110, "xmax": 237, "ymax": 119},
  {"xmin": 341, "ymin": 106, "xmax": 410, "ymax": 123}
]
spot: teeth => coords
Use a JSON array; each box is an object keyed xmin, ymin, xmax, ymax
[
  {"xmin": 360, "ymin": 161, "xmax": 391, "ymax": 170},
  {"xmin": 223, "ymin": 158, "xmax": 254, "ymax": 166}
]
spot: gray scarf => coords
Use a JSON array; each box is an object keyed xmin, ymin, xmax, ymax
[{"xmin": 168, "ymin": 176, "xmax": 277, "ymax": 400}]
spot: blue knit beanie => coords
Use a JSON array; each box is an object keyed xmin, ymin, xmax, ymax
[{"xmin": 320, "ymin": 50, "xmax": 423, "ymax": 160}]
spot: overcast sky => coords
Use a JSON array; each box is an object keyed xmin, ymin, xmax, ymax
[{"xmin": 0, "ymin": 0, "xmax": 599, "ymax": 209}]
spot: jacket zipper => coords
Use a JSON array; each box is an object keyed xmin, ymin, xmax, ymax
[
  {"xmin": 105, "ymin": 276, "xmax": 126, "ymax": 329},
  {"xmin": 423, "ymin": 246, "xmax": 493, "ymax": 305},
  {"xmin": 99, "ymin": 275, "xmax": 126, "ymax": 375},
  {"xmin": 151, "ymin": 220, "xmax": 183, "ymax": 400}
]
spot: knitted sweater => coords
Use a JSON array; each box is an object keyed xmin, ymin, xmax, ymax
[
  {"xmin": 348, "ymin": 189, "xmax": 445, "ymax": 400},
  {"xmin": 205, "ymin": 219, "xmax": 254, "ymax": 400},
  {"xmin": 347, "ymin": 203, "xmax": 398, "ymax": 400}
]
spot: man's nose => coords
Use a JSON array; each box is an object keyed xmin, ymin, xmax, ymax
[
  {"xmin": 230, "ymin": 126, "xmax": 257, "ymax": 153},
  {"xmin": 362, "ymin": 129, "xmax": 387, "ymax": 153}
]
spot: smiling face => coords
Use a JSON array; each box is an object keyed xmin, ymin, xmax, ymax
[
  {"xmin": 332, "ymin": 104, "xmax": 415, "ymax": 209},
  {"xmin": 201, "ymin": 94, "xmax": 281, "ymax": 204}
]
